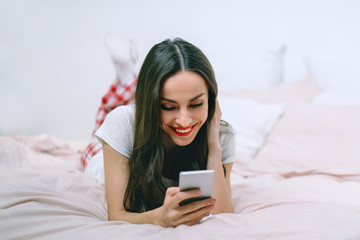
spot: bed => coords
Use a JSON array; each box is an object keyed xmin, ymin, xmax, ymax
[
  {"xmin": 2, "ymin": 30, "xmax": 360, "ymax": 239},
  {"xmin": 1, "ymin": 73, "xmax": 360, "ymax": 240}
]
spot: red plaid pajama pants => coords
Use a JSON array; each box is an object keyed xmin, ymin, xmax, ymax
[{"xmin": 80, "ymin": 77, "xmax": 136, "ymax": 168}]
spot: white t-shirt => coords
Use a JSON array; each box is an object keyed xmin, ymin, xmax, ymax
[
  {"xmin": 86, "ymin": 104, "xmax": 236, "ymax": 185},
  {"xmin": 96, "ymin": 104, "xmax": 236, "ymax": 164}
]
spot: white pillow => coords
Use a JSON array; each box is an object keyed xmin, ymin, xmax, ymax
[
  {"xmin": 209, "ymin": 45, "xmax": 286, "ymax": 93},
  {"xmin": 313, "ymin": 92, "xmax": 360, "ymax": 105},
  {"xmin": 307, "ymin": 54, "xmax": 360, "ymax": 94},
  {"xmin": 218, "ymin": 95, "xmax": 286, "ymax": 158}
]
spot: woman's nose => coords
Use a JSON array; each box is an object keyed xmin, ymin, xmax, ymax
[{"xmin": 175, "ymin": 109, "xmax": 192, "ymax": 127}]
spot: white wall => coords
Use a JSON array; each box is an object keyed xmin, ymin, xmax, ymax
[{"xmin": 1, "ymin": 0, "xmax": 359, "ymax": 141}]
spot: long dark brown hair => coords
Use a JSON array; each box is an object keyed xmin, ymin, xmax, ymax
[{"xmin": 124, "ymin": 38, "xmax": 218, "ymax": 212}]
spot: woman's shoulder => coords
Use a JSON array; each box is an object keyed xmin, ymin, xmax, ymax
[
  {"xmin": 111, "ymin": 104, "xmax": 135, "ymax": 115},
  {"xmin": 98, "ymin": 104, "xmax": 135, "ymax": 135},
  {"xmin": 219, "ymin": 120, "xmax": 236, "ymax": 164},
  {"xmin": 219, "ymin": 120, "xmax": 236, "ymax": 146},
  {"xmin": 95, "ymin": 104, "xmax": 135, "ymax": 158},
  {"xmin": 106, "ymin": 104, "xmax": 135, "ymax": 122},
  {"xmin": 219, "ymin": 120, "xmax": 235, "ymax": 135}
]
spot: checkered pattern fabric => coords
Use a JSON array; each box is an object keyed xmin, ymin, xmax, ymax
[{"xmin": 80, "ymin": 77, "xmax": 136, "ymax": 168}]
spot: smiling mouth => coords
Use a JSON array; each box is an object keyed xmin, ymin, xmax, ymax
[{"xmin": 172, "ymin": 124, "xmax": 196, "ymax": 136}]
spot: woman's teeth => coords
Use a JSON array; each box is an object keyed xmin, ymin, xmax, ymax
[{"xmin": 175, "ymin": 128, "xmax": 191, "ymax": 133}]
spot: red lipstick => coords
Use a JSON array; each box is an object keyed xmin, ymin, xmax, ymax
[{"xmin": 172, "ymin": 124, "xmax": 196, "ymax": 136}]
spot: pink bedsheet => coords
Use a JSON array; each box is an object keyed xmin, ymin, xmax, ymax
[{"xmin": 1, "ymin": 123, "xmax": 360, "ymax": 240}]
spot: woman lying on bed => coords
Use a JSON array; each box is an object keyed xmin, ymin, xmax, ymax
[{"xmin": 83, "ymin": 38, "xmax": 235, "ymax": 227}]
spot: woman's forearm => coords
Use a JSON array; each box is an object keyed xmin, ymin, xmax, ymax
[
  {"xmin": 108, "ymin": 208, "xmax": 163, "ymax": 226},
  {"xmin": 207, "ymin": 147, "xmax": 234, "ymax": 214}
]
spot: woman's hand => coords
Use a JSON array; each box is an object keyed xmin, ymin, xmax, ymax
[
  {"xmin": 156, "ymin": 187, "xmax": 216, "ymax": 227},
  {"xmin": 207, "ymin": 99, "xmax": 221, "ymax": 150}
]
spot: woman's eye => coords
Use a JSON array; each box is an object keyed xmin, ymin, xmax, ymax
[
  {"xmin": 190, "ymin": 102, "xmax": 203, "ymax": 108},
  {"xmin": 161, "ymin": 105, "xmax": 176, "ymax": 111}
]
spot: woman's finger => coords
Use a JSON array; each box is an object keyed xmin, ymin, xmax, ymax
[
  {"xmin": 175, "ymin": 188, "xmax": 202, "ymax": 204},
  {"xmin": 181, "ymin": 204, "xmax": 214, "ymax": 226},
  {"xmin": 216, "ymin": 99, "xmax": 221, "ymax": 117},
  {"xmin": 180, "ymin": 197, "xmax": 216, "ymax": 213},
  {"xmin": 165, "ymin": 187, "xmax": 180, "ymax": 197}
]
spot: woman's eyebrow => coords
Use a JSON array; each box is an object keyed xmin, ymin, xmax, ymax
[
  {"xmin": 190, "ymin": 93, "xmax": 205, "ymax": 101},
  {"xmin": 160, "ymin": 93, "xmax": 205, "ymax": 103},
  {"xmin": 160, "ymin": 97, "xmax": 176, "ymax": 103}
]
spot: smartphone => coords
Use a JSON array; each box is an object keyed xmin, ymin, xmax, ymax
[{"xmin": 178, "ymin": 169, "xmax": 214, "ymax": 206}]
